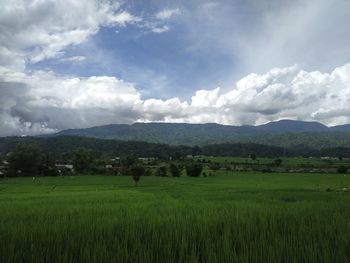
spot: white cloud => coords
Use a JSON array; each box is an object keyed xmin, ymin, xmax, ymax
[
  {"xmin": 143, "ymin": 8, "xmax": 181, "ymax": 34},
  {"xmin": 1, "ymin": 63, "xmax": 350, "ymax": 136},
  {"xmin": 191, "ymin": 88, "xmax": 220, "ymax": 107},
  {"xmin": 0, "ymin": 0, "xmax": 140, "ymax": 67},
  {"xmin": 155, "ymin": 8, "xmax": 181, "ymax": 20},
  {"xmin": 151, "ymin": 26, "xmax": 170, "ymax": 34},
  {"xmin": 59, "ymin": 56, "xmax": 86, "ymax": 63}
]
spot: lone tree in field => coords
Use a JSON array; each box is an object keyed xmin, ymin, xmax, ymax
[
  {"xmin": 130, "ymin": 164, "xmax": 145, "ymax": 186},
  {"xmin": 7, "ymin": 143, "xmax": 42, "ymax": 177},
  {"xmin": 186, "ymin": 162, "xmax": 203, "ymax": 177}
]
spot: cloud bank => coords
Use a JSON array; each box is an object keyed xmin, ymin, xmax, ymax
[{"xmin": 1, "ymin": 63, "xmax": 350, "ymax": 136}]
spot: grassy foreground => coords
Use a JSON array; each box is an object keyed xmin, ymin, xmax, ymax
[{"xmin": 0, "ymin": 173, "xmax": 350, "ymax": 263}]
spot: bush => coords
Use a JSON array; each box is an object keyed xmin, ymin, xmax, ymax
[
  {"xmin": 186, "ymin": 163, "xmax": 203, "ymax": 177},
  {"xmin": 337, "ymin": 166, "xmax": 348, "ymax": 174},
  {"xmin": 209, "ymin": 163, "xmax": 220, "ymax": 172},
  {"xmin": 145, "ymin": 168, "xmax": 153, "ymax": 176},
  {"xmin": 274, "ymin": 159, "xmax": 282, "ymax": 166},
  {"xmin": 169, "ymin": 163, "xmax": 180, "ymax": 177},
  {"xmin": 156, "ymin": 166, "xmax": 167, "ymax": 177}
]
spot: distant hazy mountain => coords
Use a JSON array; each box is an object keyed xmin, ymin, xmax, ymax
[
  {"xmin": 330, "ymin": 124, "xmax": 350, "ymax": 132},
  {"xmin": 257, "ymin": 120, "xmax": 329, "ymax": 133},
  {"xmin": 45, "ymin": 120, "xmax": 350, "ymax": 148},
  {"xmin": 52, "ymin": 123, "xmax": 257, "ymax": 145}
]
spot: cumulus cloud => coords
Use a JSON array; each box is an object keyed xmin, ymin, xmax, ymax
[{"xmin": 1, "ymin": 63, "xmax": 350, "ymax": 136}]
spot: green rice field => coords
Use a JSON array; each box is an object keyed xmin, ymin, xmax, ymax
[{"xmin": 1, "ymin": 172, "xmax": 350, "ymax": 262}]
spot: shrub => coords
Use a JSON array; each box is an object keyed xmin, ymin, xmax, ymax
[
  {"xmin": 209, "ymin": 163, "xmax": 220, "ymax": 172},
  {"xmin": 273, "ymin": 159, "xmax": 282, "ymax": 166},
  {"xmin": 156, "ymin": 166, "xmax": 167, "ymax": 177},
  {"xmin": 186, "ymin": 163, "xmax": 203, "ymax": 177},
  {"xmin": 169, "ymin": 163, "xmax": 180, "ymax": 177},
  {"xmin": 337, "ymin": 166, "xmax": 348, "ymax": 174}
]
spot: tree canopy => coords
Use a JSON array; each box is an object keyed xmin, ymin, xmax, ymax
[{"xmin": 7, "ymin": 143, "xmax": 42, "ymax": 176}]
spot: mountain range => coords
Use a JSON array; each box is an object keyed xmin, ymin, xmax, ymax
[{"xmin": 46, "ymin": 120, "xmax": 350, "ymax": 149}]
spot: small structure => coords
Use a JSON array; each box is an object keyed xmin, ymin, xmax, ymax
[
  {"xmin": 0, "ymin": 160, "xmax": 9, "ymax": 176},
  {"xmin": 111, "ymin": 157, "xmax": 121, "ymax": 165},
  {"xmin": 55, "ymin": 161, "xmax": 74, "ymax": 174}
]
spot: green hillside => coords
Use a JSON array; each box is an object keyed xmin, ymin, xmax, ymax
[{"xmin": 51, "ymin": 122, "xmax": 350, "ymax": 149}]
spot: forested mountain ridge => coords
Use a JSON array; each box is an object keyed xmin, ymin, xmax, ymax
[
  {"xmin": 43, "ymin": 120, "xmax": 350, "ymax": 148},
  {"xmin": 1, "ymin": 136, "xmax": 350, "ymax": 158}
]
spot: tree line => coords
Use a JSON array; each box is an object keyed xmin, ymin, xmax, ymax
[
  {"xmin": 1, "ymin": 143, "xmax": 205, "ymax": 179},
  {"xmin": 1, "ymin": 136, "xmax": 350, "ymax": 159}
]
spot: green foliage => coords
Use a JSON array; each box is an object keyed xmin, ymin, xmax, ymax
[
  {"xmin": 145, "ymin": 168, "xmax": 153, "ymax": 176},
  {"xmin": 274, "ymin": 158, "xmax": 283, "ymax": 166},
  {"xmin": 337, "ymin": 165, "xmax": 347, "ymax": 174},
  {"xmin": 169, "ymin": 163, "xmax": 180, "ymax": 177},
  {"xmin": 2, "ymin": 136, "xmax": 350, "ymax": 160},
  {"xmin": 72, "ymin": 148, "xmax": 93, "ymax": 173},
  {"xmin": 123, "ymin": 154, "xmax": 138, "ymax": 167},
  {"xmin": 209, "ymin": 163, "xmax": 221, "ymax": 172},
  {"xmin": 129, "ymin": 164, "xmax": 145, "ymax": 186},
  {"xmin": 51, "ymin": 122, "xmax": 350, "ymax": 149},
  {"xmin": 156, "ymin": 165, "xmax": 167, "ymax": 177},
  {"xmin": 6, "ymin": 143, "xmax": 42, "ymax": 176},
  {"xmin": 186, "ymin": 162, "xmax": 203, "ymax": 177}
]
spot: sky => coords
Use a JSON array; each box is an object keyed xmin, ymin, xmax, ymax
[{"xmin": 1, "ymin": 0, "xmax": 350, "ymax": 136}]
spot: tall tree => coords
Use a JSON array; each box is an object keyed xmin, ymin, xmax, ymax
[
  {"xmin": 130, "ymin": 164, "xmax": 145, "ymax": 186},
  {"xmin": 7, "ymin": 143, "xmax": 42, "ymax": 177},
  {"xmin": 72, "ymin": 148, "xmax": 93, "ymax": 173}
]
